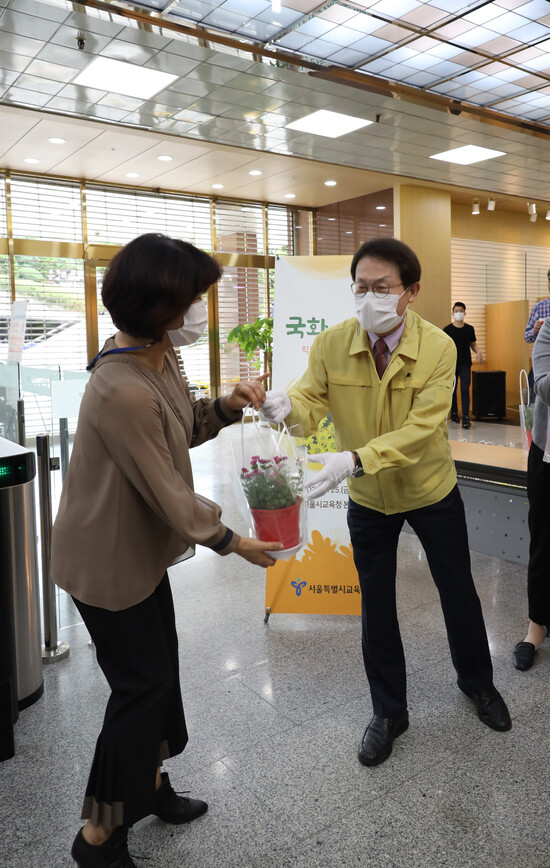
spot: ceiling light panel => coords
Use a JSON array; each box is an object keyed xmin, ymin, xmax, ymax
[{"xmin": 73, "ymin": 57, "xmax": 178, "ymax": 100}]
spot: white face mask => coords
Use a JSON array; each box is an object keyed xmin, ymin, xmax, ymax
[
  {"xmin": 355, "ymin": 290, "xmax": 408, "ymax": 334},
  {"xmin": 167, "ymin": 299, "xmax": 208, "ymax": 347},
  {"xmin": 453, "ymin": 311, "xmax": 465, "ymax": 322}
]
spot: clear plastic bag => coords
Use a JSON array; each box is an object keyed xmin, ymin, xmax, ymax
[
  {"xmin": 233, "ymin": 410, "xmax": 307, "ymax": 559},
  {"xmin": 519, "ymin": 369, "xmax": 534, "ymax": 457}
]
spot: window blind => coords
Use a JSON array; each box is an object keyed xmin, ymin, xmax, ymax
[
  {"xmin": 11, "ymin": 176, "xmax": 82, "ymax": 242},
  {"xmin": 218, "ymin": 266, "xmax": 269, "ymax": 393},
  {"xmin": 15, "ymin": 256, "xmax": 86, "ymax": 436},
  {"xmin": 215, "ymin": 200, "xmax": 264, "ymax": 254},
  {"xmin": 0, "ymin": 174, "xmax": 7, "ymax": 238},
  {"xmin": 86, "ymin": 186, "xmax": 212, "ymax": 249}
]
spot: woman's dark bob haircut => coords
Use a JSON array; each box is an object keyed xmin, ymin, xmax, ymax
[
  {"xmin": 350, "ymin": 237, "xmax": 421, "ymax": 288},
  {"xmin": 101, "ymin": 233, "xmax": 223, "ymax": 341}
]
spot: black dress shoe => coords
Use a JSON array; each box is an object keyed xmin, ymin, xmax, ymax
[
  {"xmin": 152, "ymin": 772, "xmax": 208, "ymax": 824},
  {"xmin": 358, "ymin": 710, "xmax": 409, "ymax": 767},
  {"xmin": 71, "ymin": 826, "xmax": 136, "ymax": 868},
  {"xmin": 462, "ymin": 416, "xmax": 471, "ymax": 429},
  {"xmin": 456, "ymin": 678, "xmax": 511, "ymax": 731},
  {"xmin": 513, "ymin": 641, "xmax": 536, "ymax": 671},
  {"xmin": 450, "ymin": 411, "xmax": 460, "ymax": 423}
]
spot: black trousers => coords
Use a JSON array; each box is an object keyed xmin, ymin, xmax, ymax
[
  {"xmin": 347, "ymin": 486, "xmax": 493, "ymax": 717},
  {"xmin": 451, "ymin": 364, "xmax": 472, "ymax": 418},
  {"xmin": 73, "ymin": 574, "xmax": 188, "ymax": 828},
  {"xmin": 527, "ymin": 442, "xmax": 550, "ymax": 625}
]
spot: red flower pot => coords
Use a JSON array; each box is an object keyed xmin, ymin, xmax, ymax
[{"xmin": 250, "ymin": 499, "xmax": 302, "ymax": 549}]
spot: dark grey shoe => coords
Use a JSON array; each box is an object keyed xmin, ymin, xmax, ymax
[
  {"xmin": 358, "ymin": 710, "xmax": 409, "ymax": 767},
  {"xmin": 457, "ymin": 678, "xmax": 512, "ymax": 731},
  {"xmin": 513, "ymin": 641, "xmax": 536, "ymax": 671},
  {"xmin": 71, "ymin": 826, "xmax": 136, "ymax": 868},
  {"xmin": 152, "ymin": 772, "xmax": 208, "ymax": 824}
]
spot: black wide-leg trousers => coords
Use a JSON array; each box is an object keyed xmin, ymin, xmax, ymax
[
  {"xmin": 73, "ymin": 573, "xmax": 188, "ymax": 828},
  {"xmin": 527, "ymin": 442, "xmax": 550, "ymax": 625},
  {"xmin": 347, "ymin": 486, "xmax": 493, "ymax": 717}
]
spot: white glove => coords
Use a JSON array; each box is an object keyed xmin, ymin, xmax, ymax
[
  {"xmin": 260, "ymin": 389, "xmax": 292, "ymax": 424},
  {"xmin": 305, "ymin": 451, "xmax": 355, "ymax": 500}
]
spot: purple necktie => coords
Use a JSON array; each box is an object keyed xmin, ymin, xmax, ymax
[{"xmin": 374, "ymin": 338, "xmax": 388, "ymax": 379}]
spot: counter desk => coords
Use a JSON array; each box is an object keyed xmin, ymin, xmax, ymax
[{"xmin": 450, "ymin": 441, "xmax": 528, "ymax": 565}]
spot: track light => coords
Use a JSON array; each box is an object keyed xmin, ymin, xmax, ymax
[
  {"xmin": 528, "ymin": 202, "xmax": 537, "ymax": 215},
  {"xmin": 530, "ymin": 213, "xmax": 538, "ymax": 222},
  {"xmin": 487, "ymin": 198, "xmax": 495, "ymax": 211},
  {"xmin": 472, "ymin": 198, "xmax": 480, "ymax": 215},
  {"xmin": 546, "ymin": 210, "xmax": 550, "ymax": 220}
]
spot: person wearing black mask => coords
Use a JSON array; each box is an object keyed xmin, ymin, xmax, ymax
[{"xmin": 443, "ymin": 302, "xmax": 483, "ymax": 429}]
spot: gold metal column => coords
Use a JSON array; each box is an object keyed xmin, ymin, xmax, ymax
[
  {"xmin": 5, "ymin": 172, "xmax": 15, "ymax": 302},
  {"xmin": 209, "ymin": 198, "xmax": 221, "ymax": 397}
]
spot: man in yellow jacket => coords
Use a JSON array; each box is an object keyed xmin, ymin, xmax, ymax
[{"xmin": 261, "ymin": 237, "xmax": 511, "ymax": 767}]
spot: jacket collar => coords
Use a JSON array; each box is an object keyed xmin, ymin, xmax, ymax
[{"xmin": 349, "ymin": 310, "xmax": 419, "ymax": 361}]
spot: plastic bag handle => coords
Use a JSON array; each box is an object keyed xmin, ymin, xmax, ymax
[
  {"xmin": 519, "ymin": 369, "xmax": 530, "ymax": 409},
  {"xmin": 240, "ymin": 405, "xmax": 292, "ymax": 467}
]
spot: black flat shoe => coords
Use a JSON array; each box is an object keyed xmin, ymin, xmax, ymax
[
  {"xmin": 358, "ymin": 710, "xmax": 409, "ymax": 767},
  {"xmin": 513, "ymin": 641, "xmax": 536, "ymax": 671},
  {"xmin": 152, "ymin": 772, "xmax": 208, "ymax": 824},
  {"xmin": 457, "ymin": 678, "xmax": 512, "ymax": 731},
  {"xmin": 450, "ymin": 412, "xmax": 460, "ymax": 423},
  {"xmin": 462, "ymin": 417, "xmax": 471, "ymax": 429},
  {"xmin": 71, "ymin": 826, "xmax": 136, "ymax": 868}
]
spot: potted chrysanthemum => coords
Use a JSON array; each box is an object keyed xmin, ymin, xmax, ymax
[{"xmin": 241, "ymin": 453, "xmax": 303, "ymax": 549}]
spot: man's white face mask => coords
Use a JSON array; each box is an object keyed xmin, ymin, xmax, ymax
[
  {"xmin": 354, "ymin": 289, "xmax": 408, "ymax": 334},
  {"xmin": 167, "ymin": 299, "xmax": 208, "ymax": 347},
  {"xmin": 453, "ymin": 311, "xmax": 465, "ymax": 322}
]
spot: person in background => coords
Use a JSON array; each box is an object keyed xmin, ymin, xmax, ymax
[
  {"xmin": 261, "ymin": 237, "xmax": 511, "ymax": 769},
  {"xmin": 524, "ymin": 269, "xmax": 550, "ymax": 392},
  {"xmin": 514, "ymin": 317, "xmax": 550, "ymax": 671},
  {"xmin": 51, "ymin": 233, "xmax": 282, "ymax": 868},
  {"xmin": 443, "ymin": 302, "xmax": 483, "ymax": 430}
]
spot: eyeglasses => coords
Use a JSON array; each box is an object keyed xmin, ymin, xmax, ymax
[{"xmin": 350, "ymin": 281, "xmax": 404, "ymax": 298}]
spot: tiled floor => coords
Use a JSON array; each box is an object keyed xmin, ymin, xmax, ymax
[{"xmin": 3, "ymin": 421, "xmax": 547, "ymax": 868}]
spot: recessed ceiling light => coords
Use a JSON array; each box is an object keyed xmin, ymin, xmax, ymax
[
  {"xmin": 73, "ymin": 57, "xmax": 177, "ymax": 100},
  {"xmin": 284, "ymin": 193, "xmax": 296, "ymax": 199},
  {"xmin": 212, "ymin": 184, "xmax": 224, "ymax": 189},
  {"xmin": 376, "ymin": 206, "xmax": 386, "ymax": 210},
  {"xmin": 430, "ymin": 145, "xmax": 506, "ymax": 165},
  {"xmin": 157, "ymin": 155, "xmax": 173, "ymax": 162},
  {"xmin": 48, "ymin": 137, "xmax": 65, "ymax": 145},
  {"xmin": 126, "ymin": 172, "xmax": 140, "ymax": 178},
  {"xmin": 285, "ymin": 110, "xmax": 373, "ymax": 139},
  {"xmin": 324, "ymin": 180, "xmax": 337, "ymax": 187},
  {"xmin": 249, "ymin": 170, "xmax": 262, "ymax": 176},
  {"xmin": 24, "ymin": 157, "xmax": 39, "ymax": 164}
]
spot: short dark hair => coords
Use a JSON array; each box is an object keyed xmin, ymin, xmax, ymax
[
  {"xmin": 101, "ymin": 233, "xmax": 223, "ymax": 341},
  {"xmin": 453, "ymin": 302, "xmax": 466, "ymax": 311},
  {"xmin": 350, "ymin": 237, "xmax": 421, "ymax": 287}
]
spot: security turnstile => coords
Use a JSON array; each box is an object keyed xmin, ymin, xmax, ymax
[{"xmin": 0, "ymin": 438, "xmax": 43, "ymax": 760}]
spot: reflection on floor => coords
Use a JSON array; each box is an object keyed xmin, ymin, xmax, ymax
[{"xmin": 4, "ymin": 423, "xmax": 547, "ymax": 868}]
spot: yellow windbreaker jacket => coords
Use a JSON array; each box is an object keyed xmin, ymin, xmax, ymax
[{"xmin": 287, "ymin": 310, "xmax": 458, "ymax": 515}]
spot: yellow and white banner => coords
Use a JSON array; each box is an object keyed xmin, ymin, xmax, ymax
[{"xmin": 266, "ymin": 256, "xmax": 360, "ymax": 616}]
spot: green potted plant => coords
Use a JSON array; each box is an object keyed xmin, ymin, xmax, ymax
[{"xmin": 240, "ymin": 453, "xmax": 303, "ymax": 549}]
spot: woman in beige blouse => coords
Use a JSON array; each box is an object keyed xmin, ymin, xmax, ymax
[{"xmin": 52, "ymin": 233, "xmax": 281, "ymax": 868}]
